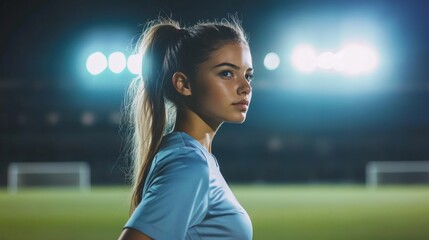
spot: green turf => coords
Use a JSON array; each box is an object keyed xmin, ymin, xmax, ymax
[{"xmin": 1, "ymin": 185, "xmax": 429, "ymax": 240}]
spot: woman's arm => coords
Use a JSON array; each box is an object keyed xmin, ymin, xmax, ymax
[{"xmin": 118, "ymin": 228, "xmax": 152, "ymax": 240}]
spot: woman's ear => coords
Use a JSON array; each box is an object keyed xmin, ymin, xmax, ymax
[{"xmin": 172, "ymin": 72, "xmax": 192, "ymax": 96}]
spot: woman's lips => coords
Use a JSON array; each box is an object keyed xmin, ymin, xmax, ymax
[{"xmin": 232, "ymin": 100, "xmax": 249, "ymax": 111}]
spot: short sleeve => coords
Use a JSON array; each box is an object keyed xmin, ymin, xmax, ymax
[{"xmin": 124, "ymin": 148, "xmax": 209, "ymax": 240}]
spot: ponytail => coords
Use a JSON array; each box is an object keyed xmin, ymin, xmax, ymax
[{"xmin": 126, "ymin": 19, "xmax": 182, "ymax": 213}]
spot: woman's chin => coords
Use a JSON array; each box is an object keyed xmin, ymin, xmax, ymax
[{"xmin": 227, "ymin": 114, "xmax": 247, "ymax": 123}]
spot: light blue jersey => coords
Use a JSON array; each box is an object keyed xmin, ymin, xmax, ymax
[{"xmin": 124, "ymin": 131, "xmax": 252, "ymax": 240}]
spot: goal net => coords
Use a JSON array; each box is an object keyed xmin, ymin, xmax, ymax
[
  {"xmin": 366, "ymin": 161, "xmax": 429, "ymax": 188},
  {"xmin": 7, "ymin": 162, "xmax": 90, "ymax": 193}
]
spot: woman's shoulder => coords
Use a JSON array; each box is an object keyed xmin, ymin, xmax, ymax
[
  {"xmin": 154, "ymin": 132, "xmax": 208, "ymax": 171},
  {"xmin": 160, "ymin": 131, "xmax": 205, "ymax": 150}
]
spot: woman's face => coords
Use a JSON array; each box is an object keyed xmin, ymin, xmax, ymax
[{"xmin": 189, "ymin": 42, "xmax": 253, "ymax": 126}]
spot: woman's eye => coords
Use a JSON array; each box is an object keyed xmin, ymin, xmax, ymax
[
  {"xmin": 246, "ymin": 74, "xmax": 254, "ymax": 82},
  {"xmin": 220, "ymin": 71, "xmax": 233, "ymax": 78}
]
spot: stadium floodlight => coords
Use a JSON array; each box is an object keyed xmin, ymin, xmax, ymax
[
  {"xmin": 108, "ymin": 51, "xmax": 127, "ymax": 74},
  {"xmin": 264, "ymin": 52, "xmax": 280, "ymax": 70},
  {"xmin": 127, "ymin": 54, "xmax": 142, "ymax": 75},
  {"xmin": 291, "ymin": 43, "xmax": 379, "ymax": 75},
  {"xmin": 317, "ymin": 52, "xmax": 335, "ymax": 70},
  {"xmin": 86, "ymin": 52, "xmax": 108, "ymax": 75},
  {"xmin": 340, "ymin": 44, "xmax": 378, "ymax": 75},
  {"xmin": 333, "ymin": 50, "xmax": 345, "ymax": 72},
  {"xmin": 291, "ymin": 45, "xmax": 317, "ymax": 73}
]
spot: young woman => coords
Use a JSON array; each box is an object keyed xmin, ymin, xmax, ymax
[{"xmin": 118, "ymin": 17, "xmax": 254, "ymax": 240}]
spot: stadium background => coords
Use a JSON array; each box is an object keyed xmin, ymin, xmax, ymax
[{"xmin": 1, "ymin": 0, "xmax": 429, "ymax": 239}]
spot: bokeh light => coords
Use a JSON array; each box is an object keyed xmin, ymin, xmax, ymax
[
  {"xmin": 340, "ymin": 44, "xmax": 378, "ymax": 74},
  {"xmin": 264, "ymin": 52, "xmax": 281, "ymax": 70},
  {"xmin": 291, "ymin": 45, "xmax": 317, "ymax": 73},
  {"xmin": 317, "ymin": 51, "xmax": 335, "ymax": 70},
  {"xmin": 108, "ymin": 51, "xmax": 126, "ymax": 74},
  {"xmin": 127, "ymin": 54, "xmax": 142, "ymax": 75},
  {"xmin": 86, "ymin": 52, "xmax": 107, "ymax": 75},
  {"xmin": 291, "ymin": 44, "xmax": 379, "ymax": 75}
]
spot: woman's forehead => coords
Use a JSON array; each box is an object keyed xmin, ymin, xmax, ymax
[{"xmin": 206, "ymin": 42, "xmax": 253, "ymax": 69}]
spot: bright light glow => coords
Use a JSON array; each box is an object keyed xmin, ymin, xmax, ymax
[
  {"xmin": 317, "ymin": 52, "xmax": 335, "ymax": 70},
  {"xmin": 127, "ymin": 54, "xmax": 142, "ymax": 75},
  {"xmin": 291, "ymin": 45, "xmax": 317, "ymax": 72},
  {"xmin": 108, "ymin": 51, "xmax": 126, "ymax": 74},
  {"xmin": 264, "ymin": 52, "xmax": 280, "ymax": 70},
  {"xmin": 341, "ymin": 44, "xmax": 378, "ymax": 74},
  {"xmin": 333, "ymin": 50, "xmax": 345, "ymax": 72},
  {"xmin": 291, "ymin": 43, "xmax": 379, "ymax": 75},
  {"xmin": 86, "ymin": 52, "xmax": 107, "ymax": 75}
]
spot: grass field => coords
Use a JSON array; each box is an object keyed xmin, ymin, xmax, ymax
[{"xmin": 1, "ymin": 184, "xmax": 429, "ymax": 240}]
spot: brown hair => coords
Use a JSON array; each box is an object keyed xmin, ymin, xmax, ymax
[{"xmin": 123, "ymin": 17, "xmax": 248, "ymax": 213}]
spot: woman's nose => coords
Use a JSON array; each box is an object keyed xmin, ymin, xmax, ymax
[{"xmin": 238, "ymin": 76, "xmax": 252, "ymax": 95}]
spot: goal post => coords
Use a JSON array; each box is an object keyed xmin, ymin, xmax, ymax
[
  {"xmin": 7, "ymin": 162, "xmax": 91, "ymax": 193},
  {"xmin": 366, "ymin": 161, "xmax": 429, "ymax": 188}
]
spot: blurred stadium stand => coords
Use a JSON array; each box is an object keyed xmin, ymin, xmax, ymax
[{"xmin": 2, "ymin": 76, "xmax": 429, "ymax": 186}]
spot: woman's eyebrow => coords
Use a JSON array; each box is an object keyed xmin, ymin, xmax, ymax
[
  {"xmin": 212, "ymin": 62, "xmax": 253, "ymax": 71},
  {"xmin": 212, "ymin": 62, "xmax": 240, "ymax": 70}
]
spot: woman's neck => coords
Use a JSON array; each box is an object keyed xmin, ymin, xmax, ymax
[{"xmin": 174, "ymin": 108, "xmax": 222, "ymax": 153}]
